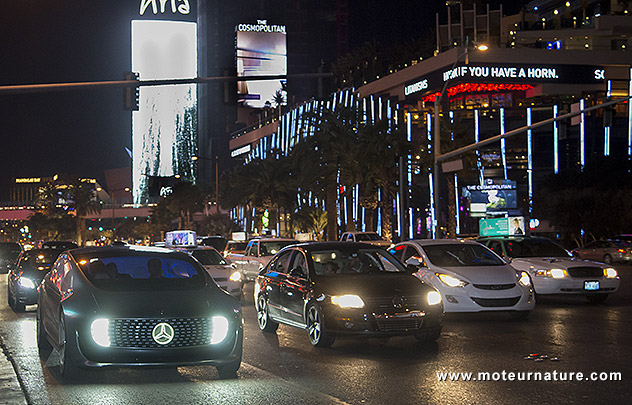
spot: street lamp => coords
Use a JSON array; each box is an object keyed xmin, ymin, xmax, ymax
[{"xmin": 432, "ymin": 44, "xmax": 487, "ymax": 238}]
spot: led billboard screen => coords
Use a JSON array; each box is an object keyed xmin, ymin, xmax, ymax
[
  {"xmin": 464, "ymin": 181, "xmax": 517, "ymax": 212},
  {"xmin": 236, "ymin": 21, "xmax": 287, "ymax": 109},
  {"xmin": 131, "ymin": 20, "xmax": 197, "ymax": 203}
]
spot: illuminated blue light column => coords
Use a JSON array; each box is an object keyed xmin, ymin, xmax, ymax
[
  {"xmin": 580, "ymin": 99, "xmax": 585, "ymax": 169},
  {"xmin": 553, "ymin": 105, "xmax": 559, "ymax": 174},
  {"xmin": 407, "ymin": 112, "xmax": 413, "ymax": 239},
  {"xmin": 474, "ymin": 109, "xmax": 484, "ymax": 185},
  {"xmin": 454, "ymin": 173, "xmax": 460, "ymax": 235},
  {"xmin": 629, "ymin": 68, "xmax": 632, "ymax": 156},
  {"xmin": 605, "ymin": 80, "xmax": 611, "ymax": 156},
  {"xmin": 427, "ymin": 112, "xmax": 436, "ymax": 238},
  {"xmin": 527, "ymin": 108, "xmax": 533, "ymax": 215},
  {"xmin": 500, "ymin": 108, "xmax": 508, "ymax": 179}
]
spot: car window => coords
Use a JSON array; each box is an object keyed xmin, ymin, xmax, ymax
[
  {"xmin": 388, "ymin": 244, "xmax": 406, "ymax": 261},
  {"xmin": 312, "ymin": 248, "xmax": 406, "ymax": 276},
  {"xmin": 488, "ymin": 241, "xmax": 504, "ymax": 256},
  {"xmin": 504, "ymin": 239, "xmax": 571, "ymax": 258},
  {"xmin": 421, "ymin": 244, "xmax": 505, "ymax": 267},
  {"xmin": 270, "ymin": 250, "xmax": 293, "ymax": 275},
  {"xmin": 75, "ymin": 254, "xmax": 206, "ymax": 291},
  {"xmin": 192, "ymin": 249, "xmax": 226, "ymax": 265},
  {"xmin": 260, "ymin": 241, "xmax": 297, "ymax": 256},
  {"xmin": 289, "ymin": 251, "xmax": 308, "ymax": 277}
]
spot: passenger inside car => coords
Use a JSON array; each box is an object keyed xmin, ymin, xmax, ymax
[{"xmin": 148, "ymin": 258, "xmax": 164, "ymax": 278}]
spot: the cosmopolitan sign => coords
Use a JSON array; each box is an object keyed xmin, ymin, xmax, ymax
[
  {"xmin": 140, "ymin": 0, "xmax": 191, "ymax": 16},
  {"xmin": 236, "ymin": 20, "xmax": 286, "ymax": 33}
]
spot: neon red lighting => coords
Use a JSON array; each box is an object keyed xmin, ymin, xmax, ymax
[{"xmin": 422, "ymin": 83, "xmax": 535, "ymax": 103}]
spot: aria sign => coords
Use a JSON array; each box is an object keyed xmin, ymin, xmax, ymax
[{"xmin": 139, "ymin": 0, "xmax": 191, "ymax": 16}]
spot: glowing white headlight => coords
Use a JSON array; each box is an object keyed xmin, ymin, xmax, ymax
[
  {"xmin": 18, "ymin": 277, "xmax": 36, "ymax": 289},
  {"xmin": 90, "ymin": 318, "xmax": 110, "ymax": 347},
  {"xmin": 229, "ymin": 271, "xmax": 242, "ymax": 282},
  {"xmin": 518, "ymin": 271, "xmax": 531, "ymax": 286},
  {"xmin": 604, "ymin": 268, "xmax": 618, "ymax": 278},
  {"xmin": 437, "ymin": 273, "xmax": 468, "ymax": 288},
  {"xmin": 331, "ymin": 294, "xmax": 365, "ymax": 308},
  {"xmin": 427, "ymin": 291, "xmax": 442, "ymax": 306},
  {"xmin": 211, "ymin": 316, "xmax": 229, "ymax": 344}
]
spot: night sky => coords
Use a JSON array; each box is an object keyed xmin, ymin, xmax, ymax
[{"xmin": 0, "ymin": 0, "xmax": 518, "ymax": 200}]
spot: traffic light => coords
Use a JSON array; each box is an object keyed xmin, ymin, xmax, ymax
[{"xmin": 123, "ymin": 71, "xmax": 140, "ymax": 111}]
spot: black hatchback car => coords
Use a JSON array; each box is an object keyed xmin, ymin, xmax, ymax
[
  {"xmin": 0, "ymin": 242, "xmax": 22, "ymax": 274},
  {"xmin": 7, "ymin": 248, "xmax": 65, "ymax": 312},
  {"xmin": 37, "ymin": 246, "xmax": 243, "ymax": 379},
  {"xmin": 254, "ymin": 242, "xmax": 444, "ymax": 347}
]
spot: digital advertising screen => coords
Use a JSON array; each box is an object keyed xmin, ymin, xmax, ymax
[
  {"xmin": 131, "ymin": 19, "xmax": 198, "ymax": 203},
  {"xmin": 236, "ymin": 21, "xmax": 287, "ymax": 109},
  {"xmin": 464, "ymin": 181, "xmax": 517, "ymax": 212}
]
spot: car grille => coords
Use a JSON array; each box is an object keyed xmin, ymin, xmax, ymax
[
  {"xmin": 567, "ymin": 266, "xmax": 603, "ymax": 278},
  {"xmin": 364, "ymin": 295, "xmax": 425, "ymax": 312},
  {"xmin": 471, "ymin": 296, "xmax": 520, "ymax": 307},
  {"xmin": 109, "ymin": 317, "xmax": 212, "ymax": 348},
  {"xmin": 374, "ymin": 317, "xmax": 423, "ymax": 332},
  {"xmin": 473, "ymin": 283, "xmax": 516, "ymax": 290}
]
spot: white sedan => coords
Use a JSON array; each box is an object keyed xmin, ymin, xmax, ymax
[{"xmin": 389, "ymin": 239, "xmax": 535, "ymax": 318}]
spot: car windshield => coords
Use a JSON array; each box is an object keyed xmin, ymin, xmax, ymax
[
  {"xmin": 227, "ymin": 242, "xmax": 247, "ymax": 251},
  {"xmin": 260, "ymin": 241, "xmax": 297, "ymax": 256},
  {"xmin": 422, "ymin": 244, "xmax": 505, "ymax": 267},
  {"xmin": 614, "ymin": 240, "xmax": 632, "ymax": 247},
  {"xmin": 76, "ymin": 254, "xmax": 206, "ymax": 290},
  {"xmin": 311, "ymin": 248, "xmax": 406, "ymax": 276},
  {"xmin": 19, "ymin": 249, "xmax": 64, "ymax": 273},
  {"xmin": 355, "ymin": 233, "xmax": 383, "ymax": 241},
  {"xmin": 192, "ymin": 249, "xmax": 226, "ymax": 265},
  {"xmin": 505, "ymin": 239, "xmax": 571, "ymax": 258}
]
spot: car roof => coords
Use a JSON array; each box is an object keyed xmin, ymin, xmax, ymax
[
  {"xmin": 67, "ymin": 245, "xmax": 188, "ymax": 258},
  {"xmin": 252, "ymin": 237, "xmax": 298, "ymax": 242},
  {"xmin": 397, "ymin": 239, "xmax": 482, "ymax": 246},
  {"xmin": 285, "ymin": 241, "xmax": 388, "ymax": 251},
  {"xmin": 477, "ymin": 235, "xmax": 550, "ymax": 241}
]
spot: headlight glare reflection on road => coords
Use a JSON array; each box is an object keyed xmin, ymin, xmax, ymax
[
  {"xmin": 331, "ymin": 294, "xmax": 365, "ymax": 308},
  {"xmin": 211, "ymin": 316, "xmax": 229, "ymax": 344},
  {"xmin": 427, "ymin": 291, "xmax": 442, "ymax": 306},
  {"xmin": 90, "ymin": 318, "xmax": 111, "ymax": 347}
]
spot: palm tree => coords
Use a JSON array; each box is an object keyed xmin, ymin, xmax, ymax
[{"xmin": 66, "ymin": 178, "xmax": 102, "ymax": 246}]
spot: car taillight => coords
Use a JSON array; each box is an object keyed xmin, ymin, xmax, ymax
[{"xmin": 617, "ymin": 249, "xmax": 625, "ymax": 253}]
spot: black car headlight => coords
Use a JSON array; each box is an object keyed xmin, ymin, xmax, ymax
[
  {"xmin": 210, "ymin": 316, "xmax": 229, "ymax": 344},
  {"xmin": 90, "ymin": 318, "xmax": 111, "ymax": 347}
]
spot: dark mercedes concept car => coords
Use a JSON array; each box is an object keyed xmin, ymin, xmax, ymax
[{"xmin": 37, "ymin": 245, "xmax": 243, "ymax": 378}]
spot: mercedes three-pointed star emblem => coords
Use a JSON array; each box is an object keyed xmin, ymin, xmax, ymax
[{"xmin": 152, "ymin": 322, "xmax": 175, "ymax": 345}]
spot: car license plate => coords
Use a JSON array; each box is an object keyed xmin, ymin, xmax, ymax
[{"xmin": 584, "ymin": 281, "xmax": 600, "ymax": 291}]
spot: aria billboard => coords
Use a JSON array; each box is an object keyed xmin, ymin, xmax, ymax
[
  {"xmin": 236, "ymin": 20, "xmax": 287, "ymax": 109},
  {"xmin": 131, "ymin": 1, "xmax": 197, "ymax": 203}
]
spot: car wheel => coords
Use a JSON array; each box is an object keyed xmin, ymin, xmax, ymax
[
  {"xmin": 216, "ymin": 333, "xmax": 242, "ymax": 379},
  {"xmin": 256, "ymin": 295, "xmax": 278, "ymax": 333},
  {"xmin": 7, "ymin": 285, "xmax": 13, "ymax": 309},
  {"xmin": 306, "ymin": 304, "xmax": 334, "ymax": 347},
  {"xmin": 36, "ymin": 306, "xmax": 52, "ymax": 353},
  {"xmin": 509, "ymin": 310, "xmax": 530, "ymax": 320},
  {"xmin": 587, "ymin": 294, "xmax": 609, "ymax": 304},
  {"xmin": 58, "ymin": 314, "xmax": 78, "ymax": 379},
  {"xmin": 9, "ymin": 286, "xmax": 25, "ymax": 312},
  {"xmin": 603, "ymin": 254, "xmax": 613, "ymax": 264}
]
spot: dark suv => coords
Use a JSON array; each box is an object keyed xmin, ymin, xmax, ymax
[{"xmin": 0, "ymin": 242, "xmax": 22, "ymax": 274}]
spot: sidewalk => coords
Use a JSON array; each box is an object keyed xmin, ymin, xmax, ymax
[{"xmin": 0, "ymin": 340, "xmax": 27, "ymax": 404}]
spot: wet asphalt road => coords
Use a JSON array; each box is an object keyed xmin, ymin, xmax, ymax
[{"xmin": 0, "ymin": 266, "xmax": 630, "ymax": 405}]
